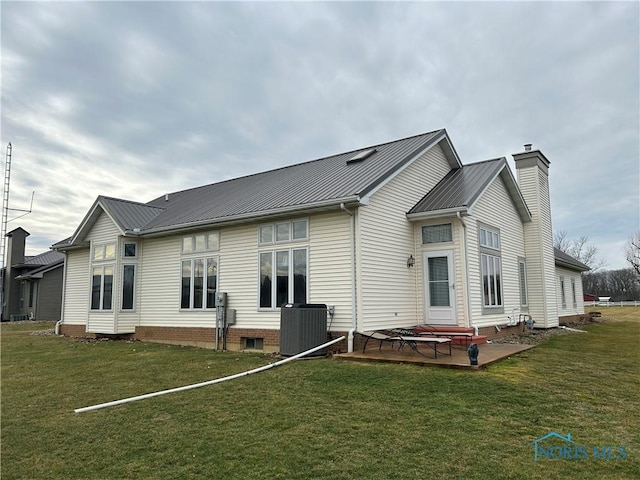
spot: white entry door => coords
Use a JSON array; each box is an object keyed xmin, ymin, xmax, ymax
[{"xmin": 423, "ymin": 250, "xmax": 456, "ymax": 324}]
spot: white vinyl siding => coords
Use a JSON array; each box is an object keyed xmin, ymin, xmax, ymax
[
  {"xmin": 468, "ymin": 175, "xmax": 526, "ymax": 328},
  {"xmin": 556, "ymin": 266, "xmax": 585, "ymax": 316},
  {"xmin": 136, "ymin": 212, "xmax": 353, "ymax": 331},
  {"xmin": 85, "ymin": 213, "xmax": 121, "ymax": 333},
  {"xmin": 61, "ymin": 250, "xmax": 90, "ymax": 325},
  {"xmin": 518, "ymin": 167, "xmax": 558, "ymax": 327},
  {"xmin": 359, "ymin": 143, "xmax": 453, "ymax": 332}
]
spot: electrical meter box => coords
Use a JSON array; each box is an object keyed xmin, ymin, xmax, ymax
[{"xmin": 215, "ymin": 292, "xmax": 227, "ymax": 307}]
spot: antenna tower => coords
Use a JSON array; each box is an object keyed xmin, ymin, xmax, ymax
[{"xmin": 1, "ymin": 143, "xmax": 34, "ymax": 320}]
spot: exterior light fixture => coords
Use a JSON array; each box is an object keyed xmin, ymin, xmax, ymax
[{"xmin": 407, "ymin": 254, "xmax": 415, "ymax": 268}]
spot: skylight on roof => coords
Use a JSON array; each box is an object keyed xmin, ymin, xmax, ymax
[{"xmin": 346, "ymin": 148, "xmax": 377, "ymax": 164}]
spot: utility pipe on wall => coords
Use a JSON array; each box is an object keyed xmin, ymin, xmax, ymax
[{"xmin": 74, "ymin": 336, "xmax": 346, "ymax": 414}]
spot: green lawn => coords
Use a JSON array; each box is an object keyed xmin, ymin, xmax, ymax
[{"xmin": 2, "ymin": 310, "xmax": 639, "ymax": 479}]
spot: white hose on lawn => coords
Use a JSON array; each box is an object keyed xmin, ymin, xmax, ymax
[{"xmin": 75, "ymin": 336, "xmax": 345, "ymax": 414}]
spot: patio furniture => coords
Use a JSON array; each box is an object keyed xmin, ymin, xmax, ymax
[
  {"xmin": 417, "ymin": 330, "xmax": 474, "ymax": 349},
  {"xmin": 360, "ymin": 331, "xmax": 402, "ymax": 353},
  {"xmin": 397, "ymin": 335, "xmax": 452, "ymax": 358}
]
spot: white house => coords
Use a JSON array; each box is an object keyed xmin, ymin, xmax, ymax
[{"xmin": 53, "ymin": 129, "xmax": 588, "ymax": 352}]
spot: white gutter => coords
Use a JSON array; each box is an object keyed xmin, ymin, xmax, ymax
[
  {"xmin": 140, "ymin": 196, "xmax": 363, "ymax": 237},
  {"xmin": 407, "ymin": 207, "xmax": 467, "ymax": 222},
  {"xmin": 457, "ymin": 212, "xmax": 473, "ymax": 333},
  {"xmin": 75, "ymin": 336, "xmax": 346, "ymax": 413},
  {"xmin": 340, "ymin": 203, "xmax": 357, "ymax": 353}
]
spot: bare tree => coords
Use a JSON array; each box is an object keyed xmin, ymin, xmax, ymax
[
  {"xmin": 553, "ymin": 230, "xmax": 606, "ymax": 271},
  {"xmin": 625, "ymin": 231, "xmax": 640, "ymax": 276}
]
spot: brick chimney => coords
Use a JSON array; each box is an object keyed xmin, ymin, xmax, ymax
[{"xmin": 513, "ymin": 146, "xmax": 558, "ymax": 328}]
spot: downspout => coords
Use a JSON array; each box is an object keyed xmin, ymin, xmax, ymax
[
  {"xmin": 340, "ymin": 203, "xmax": 357, "ymax": 352},
  {"xmin": 55, "ymin": 254, "xmax": 68, "ymax": 336},
  {"xmin": 457, "ymin": 212, "xmax": 475, "ymax": 335}
]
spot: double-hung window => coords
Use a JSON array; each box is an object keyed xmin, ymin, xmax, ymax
[
  {"xmin": 91, "ymin": 242, "xmax": 116, "ymax": 310},
  {"xmin": 180, "ymin": 232, "xmax": 219, "ymax": 310},
  {"xmin": 479, "ymin": 225, "xmax": 503, "ymax": 313},
  {"xmin": 258, "ymin": 219, "xmax": 308, "ymax": 309}
]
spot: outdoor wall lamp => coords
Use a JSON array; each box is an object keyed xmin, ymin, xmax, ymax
[{"xmin": 407, "ymin": 254, "xmax": 415, "ymax": 268}]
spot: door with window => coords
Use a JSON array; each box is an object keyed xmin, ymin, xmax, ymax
[{"xmin": 423, "ymin": 250, "xmax": 456, "ymax": 324}]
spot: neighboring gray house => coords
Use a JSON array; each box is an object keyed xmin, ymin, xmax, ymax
[
  {"xmin": 53, "ymin": 129, "xmax": 588, "ymax": 352},
  {"xmin": 2, "ymin": 228, "xmax": 64, "ymax": 321}
]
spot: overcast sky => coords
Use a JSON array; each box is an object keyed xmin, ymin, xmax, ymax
[{"xmin": 1, "ymin": 1, "xmax": 638, "ymax": 270}]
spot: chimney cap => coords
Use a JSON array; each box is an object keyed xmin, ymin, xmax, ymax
[{"xmin": 524, "ymin": 143, "xmax": 532, "ymax": 152}]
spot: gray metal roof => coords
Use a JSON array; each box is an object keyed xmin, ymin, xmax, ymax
[
  {"xmin": 409, "ymin": 158, "xmax": 506, "ymax": 216},
  {"xmin": 554, "ymin": 247, "xmax": 590, "ymax": 272},
  {"xmin": 54, "ymin": 128, "xmax": 468, "ymax": 248},
  {"xmin": 99, "ymin": 196, "xmax": 164, "ymax": 232},
  {"xmin": 23, "ymin": 250, "xmax": 64, "ymax": 266},
  {"xmin": 141, "ymin": 129, "xmax": 450, "ymax": 232}
]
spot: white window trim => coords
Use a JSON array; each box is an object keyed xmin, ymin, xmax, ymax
[
  {"xmin": 571, "ymin": 277, "xmax": 577, "ymax": 308},
  {"xmin": 560, "ymin": 276, "xmax": 567, "ymax": 309},
  {"xmin": 518, "ymin": 257, "xmax": 528, "ymax": 309},
  {"xmin": 121, "ymin": 264, "xmax": 136, "ymax": 311},
  {"xmin": 91, "ymin": 264, "xmax": 114, "ymax": 311},
  {"xmin": 180, "ymin": 256, "xmax": 218, "ymax": 311},
  {"xmin": 258, "ymin": 218, "xmax": 309, "ymax": 246},
  {"xmin": 422, "ymin": 223, "xmax": 453, "ymax": 245},
  {"xmin": 479, "ymin": 222, "xmax": 503, "ymax": 314},
  {"xmin": 123, "ymin": 241, "xmax": 138, "ymax": 259},
  {"xmin": 257, "ymin": 247, "xmax": 308, "ymax": 310},
  {"xmin": 181, "ymin": 232, "xmax": 220, "ymax": 254},
  {"xmin": 93, "ymin": 242, "xmax": 116, "ymax": 262}
]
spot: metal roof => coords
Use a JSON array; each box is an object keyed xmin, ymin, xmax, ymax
[
  {"xmin": 99, "ymin": 197, "xmax": 164, "ymax": 232},
  {"xmin": 554, "ymin": 247, "xmax": 590, "ymax": 272},
  {"xmin": 55, "ymin": 128, "xmax": 466, "ymax": 247},
  {"xmin": 22, "ymin": 250, "xmax": 64, "ymax": 266},
  {"xmin": 140, "ymin": 129, "xmax": 453, "ymax": 232},
  {"xmin": 409, "ymin": 158, "xmax": 506, "ymax": 216}
]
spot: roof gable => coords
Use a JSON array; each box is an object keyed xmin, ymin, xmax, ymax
[
  {"xmin": 407, "ymin": 158, "xmax": 531, "ymax": 222},
  {"xmin": 67, "ymin": 196, "xmax": 163, "ymax": 247},
  {"xmin": 55, "ymin": 128, "xmax": 463, "ymax": 245}
]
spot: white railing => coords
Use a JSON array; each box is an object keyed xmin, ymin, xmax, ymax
[{"xmin": 584, "ymin": 301, "xmax": 640, "ymax": 308}]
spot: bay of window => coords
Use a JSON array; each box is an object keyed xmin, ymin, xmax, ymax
[
  {"xmin": 122, "ymin": 265, "xmax": 135, "ymax": 310},
  {"xmin": 93, "ymin": 243, "xmax": 116, "ymax": 261},
  {"xmin": 259, "ymin": 219, "xmax": 308, "ymax": 245},
  {"xmin": 422, "ymin": 223, "xmax": 452, "ymax": 244},
  {"xmin": 91, "ymin": 265, "xmax": 113, "ymax": 310},
  {"xmin": 181, "ymin": 257, "xmax": 217, "ymax": 310},
  {"xmin": 518, "ymin": 258, "xmax": 528, "ymax": 308},
  {"xmin": 479, "ymin": 223, "xmax": 502, "ymax": 313},
  {"xmin": 182, "ymin": 232, "xmax": 219, "ymax": 254},
  {"xmin": 123, "ymin": 242, "xmax": 137, "ymax": 258},
  {"xmin": 259, "ymin": 248, "xmax": 307, "ymax": 308},
  {"xmin": 481, "ymin": 254, "xmax": 502, "ymax": 308}
]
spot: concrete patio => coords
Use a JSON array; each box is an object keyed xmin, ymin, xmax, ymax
[{"xmin": 333, "ymin": 341, "xmax": 535, "ymax": 369}]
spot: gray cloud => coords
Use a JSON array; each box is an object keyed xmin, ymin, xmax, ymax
[{"xmin": 1, "ymin": 1, "xmax": 638, "ymax": 269}]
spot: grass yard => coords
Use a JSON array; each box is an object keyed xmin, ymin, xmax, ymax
[{"xmin": 2, "ymin": 309, "xmax": 639, "ymax": 479}]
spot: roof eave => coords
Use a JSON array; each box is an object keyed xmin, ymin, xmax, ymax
[
  {"xmin": 407, "ymin": 207, "xmax": 469, "ymax": 222},
  {"xmin": 555, "ymin": 258, "xmax": 590, "ymax": 272},
  {"xmin": 139, "ymin": 196, "xmax": 363, "ymax": 237}
]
